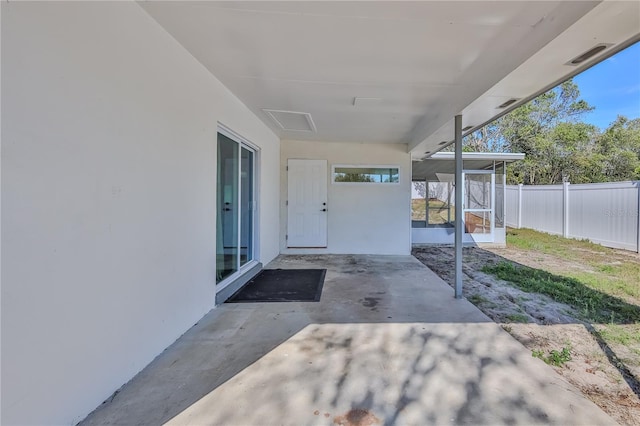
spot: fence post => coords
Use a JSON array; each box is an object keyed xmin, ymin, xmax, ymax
[
  {"xmin": 636, "ymin": 181, "xmax": 639, "ymax": 254},
  {"xmin": 563, "ymin": 181, "xmax": 570, "ymax": 238},
  {"xmin": 517, "ymin": 183, "xmax": 523, "ymax": 228}
]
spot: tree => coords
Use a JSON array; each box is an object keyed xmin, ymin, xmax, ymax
[
  {"xmin": 334, "ymin": 173, "xmax": 374, "ymax": 182},
  {"xmin": 464, "ymin": 79, "xmax": 603, "ymax": 184},
  {"xmin": 453, "ymin": 78, "xmax": 640, "ymax": 185},
  {"xmin": 590, "ymin": 116, "xmax": 640, "ymax": 181},
  {"xmin": 412, "ymin": 181, "xmax": 426, "ymax": 198}
]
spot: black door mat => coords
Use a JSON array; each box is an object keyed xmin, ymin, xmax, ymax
[{"xmin": 226, "ymin": 269, "xmax": 326, "ymax": 303}]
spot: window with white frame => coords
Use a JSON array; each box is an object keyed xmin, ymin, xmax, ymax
[{"xmin": 332, "ymin": 165, "xmax": 399, "ymax": 184}]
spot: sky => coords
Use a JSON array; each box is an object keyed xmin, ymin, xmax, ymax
[{"xmin": 573, "ymin": 41, "xmax": 640, "ymax": 130}]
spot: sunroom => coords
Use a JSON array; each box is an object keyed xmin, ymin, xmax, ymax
[{"xmin": 411, "ymin": 152, "xmax": 525, "ymax": 246}]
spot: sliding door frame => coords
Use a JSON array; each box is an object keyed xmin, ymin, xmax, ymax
[
  {"xmin": 216, "ymin": 124, "xmax": 260, "ymax": 294},
  {"xmin": 462, "ymin": 169, "xmax": 494, "ymax": 243}
]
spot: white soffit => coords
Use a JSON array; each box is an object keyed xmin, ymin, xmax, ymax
[
  {"xmin": 428, "ymin": 152, "xmax": 526, "ymax": 162},
  {"xmin": 412, "ymin": 153, "xmax": 525, "ymax": 181},
  {"xmin": 139, "ymin": 1, "xmax": 638, "ymax": 148},
  {"xmin": 413, "ymin": 1, "xmax": 640, "ymax": 158}
]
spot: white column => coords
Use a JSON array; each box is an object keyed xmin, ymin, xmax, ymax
[
  {"xmin": 517, "ymin": 183, "xmax": 523, "ymax": 229},
  {"xmin": 563, "ymin": 181, "xmax": 570, "ymax": 238},
  {"xmin": 636, "ymin": 183, "xmax": 640, "ymax": 253},
  {"xmin": 425, "ymin": 179, "xmax": 429, "ymax": 226},
  {"xmin": 447, "ymin": 182, "xmax": 452, "ymax": 224},
  {"xmin": 502, "ymin": 164, "xmax": 507, "ymax": 230},
  {"xmin": 454, "ymin": 115, "xmax": 463, "ymax": 299}
]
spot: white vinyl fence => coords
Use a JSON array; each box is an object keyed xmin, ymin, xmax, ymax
[{"xmin": 505, "ymin": 181, "xmax": 640, "ymax": 252}]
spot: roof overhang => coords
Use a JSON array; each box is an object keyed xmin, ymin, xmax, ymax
[
  {"xmin": 140, "ymin": 1, "xmax": 640, "ymax": 152},
  {"xmin": 412, "ymin": 152, "xmax": 525, "ymax": 181},
  {"xmin": 412, "ymin": 1, "xmax": 640, "ymax": 158}
]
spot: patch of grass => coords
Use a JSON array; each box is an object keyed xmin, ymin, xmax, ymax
[
  {"xmin": 466, "ymin": 294, "xmax": 498, "ymax": 309},
  {"xmin": 598, "ymin": 264, "xmax": 615, "ymax": 273},
  {"xmin": 568, "ymin": 270, "xmax": 640, "ymax": 301},
  {"xmin": 505, "ymin": 313, "xmax": 530, "ymax": 323},
  {"xmin": 507, "ymin": 228, "xmax": 640, "ymax": 303},
  {"xmin": 411, "ymin": 199, "xmax": 454, "ymax": 224},
  {"xmin": 411, "ymin": 199, "xmax": 426, "ymax": 221},
  {"xmin": 507, "ymin": 228, "xmax": 608, "ymax": 258},
  {"xmin": 532, "ymin": 346, "xmax": 572, "ymax": 367},
  {"xmin": 599, "ymin": 324, "xmax": 640, "ymax": 347},
  {"xmin": 482, "ymin": 261, "xmax": 640, "ymax": 324},
  {"xmin": 467, "ymin": 294, "xmax": 489, "ymax": 305}
]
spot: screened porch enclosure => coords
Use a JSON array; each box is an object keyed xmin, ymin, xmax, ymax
[
  {"xmin": 411, "ymin": 181, "xmax": 455, "ymax": 228},
  {"xmin": 411, "ymin": 153, "xmax": 521, "ymax": 246}
]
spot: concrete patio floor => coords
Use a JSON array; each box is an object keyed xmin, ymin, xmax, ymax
[{"xmin": 82, "ymin": 255, "xmax": 614, "ymax": 425}]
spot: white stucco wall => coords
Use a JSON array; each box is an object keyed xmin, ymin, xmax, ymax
[
  {"xmin": 1, "ymin": 2, "xmax": 279, "ymax": 424},
  {"xmin": 411, "ymin": 227, "xmax": 506, "ymax": 246},
  {"xmin": 280, "ymin": 140, "xmax": 411, "ymax": 255}
]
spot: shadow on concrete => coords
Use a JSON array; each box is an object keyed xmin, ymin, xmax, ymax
[
  {"xmin": 80, "ymin": 254, "xmax": 614, "ymax": 426},
  {"xmin": 414, "ymin": 245, "xmax": 640, "ymax": 400}
]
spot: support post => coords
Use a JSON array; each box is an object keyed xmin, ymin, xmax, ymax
[
  {"xmin": 636, "ymin": 182, "xmax": 640, "ymax": 254},
  {"xmin": 454, "ymin": 115, "xmax": 463, "ymax": 299},
  {"xmin": 425, "ymin": 179, "xmax": 429, "ymax": 226},
  {"xmin": 502, "ymin": 163, "xmax": 507, "ymax": 229},
  {"xmin": 563, "ymin": 181, "xmax": 570, "ymax": 238},
  {"xmin": 447, "ymin": 182, "xmax": 452, "ymax": 224}
]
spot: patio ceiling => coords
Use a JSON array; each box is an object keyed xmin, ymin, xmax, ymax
[{"xmin": 141, "ymin": 1, "xmax": 640, "ymax": 156}]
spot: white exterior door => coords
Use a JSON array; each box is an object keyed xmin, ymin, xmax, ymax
[{"xmin": 287, "ymin": 159, "xmax": 328, "ymax": 248}]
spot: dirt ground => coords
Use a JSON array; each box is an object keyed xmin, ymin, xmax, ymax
[{"xmin": 413, "ymin": 245, "xmax": 640, "ymax": 426}]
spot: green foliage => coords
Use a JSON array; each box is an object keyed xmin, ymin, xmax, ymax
[
  {"xmin": 532, "ymin": 349, "xmax": 545, "ymax": 359},
  {"xmin": 506, "ymin": 228, "xmax": 607, "ymax": 257},
  {"xmin": 532, "ymin": 346, "xmax": 572, "ymax": 367},
  {"xmin": 506, "ymin": 228, "xmax": 640, "ymax": 302},
  {"xmin": 497, "ymin": 228, "xmax": 640, "ymax": 372},
  {"xmin": 481, "ymin": 261, "xmax": 640, "ymax": 324},
  {"xmin": 593, "ymin": 116, "xmax": 640, "ymax": 182},
  {"xmin": 505, "ymin": 313, "xmax": 529, "ymax": 323},
  {"xmin": 467, "ymin": 294, "xmax": 489, "ymax": 305},
  {"xmin": 599, "ymin": 324, "xmax": 640, "ymax": 347},
  {"xmin": 463, "ymin": 78, "xmax": 640, "ymax": 185},
  {"xmin": 334, "ymin": 173, "xmax": 373, "ymax": 182}
]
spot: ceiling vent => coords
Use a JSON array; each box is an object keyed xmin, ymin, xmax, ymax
[
  {"xmin": 497, "ymin": 98, "xmax": 519, "ymax": 109},
  {"xmin": 566, "ymin": 44, "xmax": 612, "ymax": 66},
  {"xmin": 353, "ymin": 97, "xmax": 382, "ymax": 107},
  {"xmin": 263, "ymin": 109, "xmax": 317, "ymax": 132}
]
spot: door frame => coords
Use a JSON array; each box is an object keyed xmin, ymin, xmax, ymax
[
  {"xmin": 462, "ymin": 170, "xmax": 495, "ymax": 243},
  {"xmin": 216, "ymin": 123, "xmax": 260, "ymax": 293},
  {"xmin": 287, "ymin": 158, "xmax": 328, "ymax": 248}
]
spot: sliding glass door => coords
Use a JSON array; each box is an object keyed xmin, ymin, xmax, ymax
[
  {"xmin": 240, "ymin": 146, "xmax": 254, "ymax": 266},
  {"xmin": 216, "ymin": 132, "xmax": 255, "ymax": 284}
]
